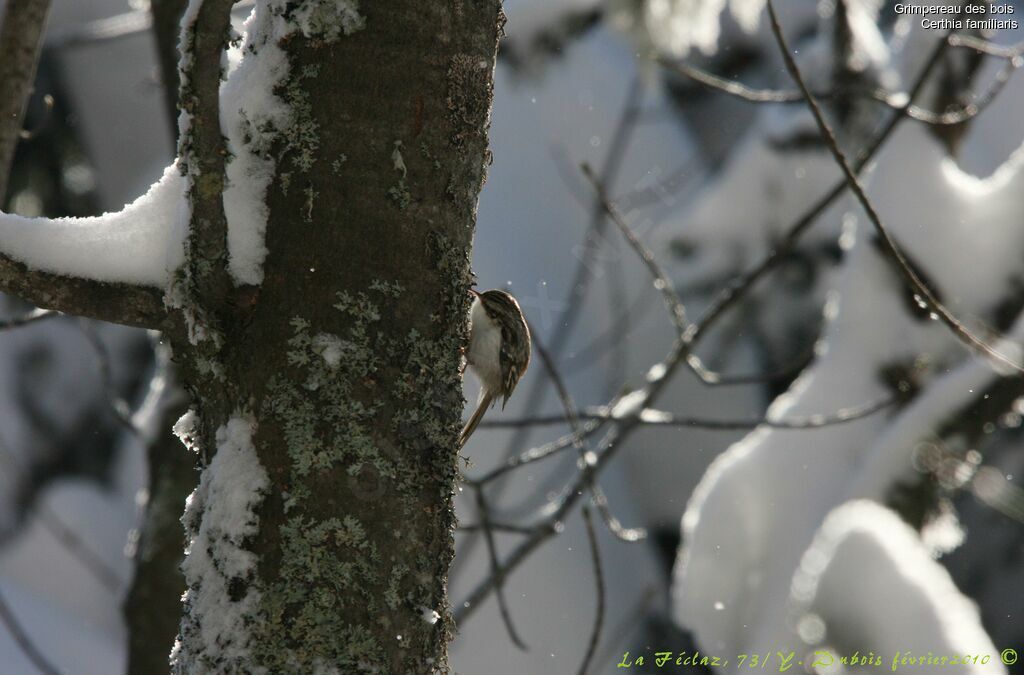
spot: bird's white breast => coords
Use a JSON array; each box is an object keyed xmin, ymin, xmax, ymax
[{"xmin": 467, "ymin": 296, "xmax": 503, "ymax": 397}]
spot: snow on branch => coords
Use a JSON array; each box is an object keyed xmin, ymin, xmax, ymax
[
  {"xmin": 0, "ymin": 166, "xmax": 185, "ymax": 328},
  {"xmin": 0, "ymin": 0, "xmax": 303, "ymax": 331},
  {"xmin": 791, "ymin": 501, "xmax": 1002, "ymax": 673}
]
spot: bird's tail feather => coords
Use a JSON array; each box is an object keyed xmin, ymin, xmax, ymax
[{"xmin": 459, "ymin": 392, "xmax": 494, "ymax": 449}]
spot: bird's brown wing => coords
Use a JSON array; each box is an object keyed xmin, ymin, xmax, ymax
[{"xmin": 498, "ymin": 314, "xmax": 530, "ymax": 409}]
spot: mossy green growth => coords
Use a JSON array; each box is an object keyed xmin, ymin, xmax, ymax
[
  {"xmin": 252, "ymin": 271, "xmax": 466, "ymax": 672},
  {"xmin": 280, "ymin": 63, "xmax": 323, "ymax": 174}
]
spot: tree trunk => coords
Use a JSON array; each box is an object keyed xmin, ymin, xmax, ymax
[
  {"xmin": 167, "ymin": 2, "xmax": 504, "ymax": 672},
  {"xmin": 0, "ymin": 0, "xmax": 501, "ymax": 669}
]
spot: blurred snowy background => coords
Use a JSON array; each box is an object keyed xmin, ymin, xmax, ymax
[{"xmin": 0, "ymin": 0, "xmax": 1023, "ymax": 673}]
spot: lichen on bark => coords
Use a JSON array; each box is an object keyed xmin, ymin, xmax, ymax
[{"xmin": 158, "ymin": 0, "xmax": 499, "ymax": 671}]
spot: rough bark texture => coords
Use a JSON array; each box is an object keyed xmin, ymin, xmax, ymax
[
  {"xmin": 168, "ymin": 2, "xmax": 504, "ymax": 672},
  {"xmin": 0, "ymin": 256, "xmax": 168, "ymax": 328},
  {"xmin": 0, "ymin": 0, "xmax": 51, "ymax": 198}
]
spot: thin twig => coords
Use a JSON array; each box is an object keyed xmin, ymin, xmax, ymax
[
  {"xmin": 948, "ymin": 35, "xmax": 1024, "ymax": 59},
  {"xmin": 34, "ymin": 505, "xmax": 123, "ymax": 592},
  {"xmin": 0, "ymin": 432, "xmax": 124, "ymax": 593},
  {"xmin": 466, "ymin": 418, "xmax": 607, "ymax": 485},
  {"xmin": 576, "ymin": 507, "xmax": 605, "ymax": 675},
  {"xmin": 457, "ymin": 522, "xmax": 535, "ymax": 535},
  {"xmin": 473, "ymin": 485, "xmax": 529, "ymax": 650},
  {"xmin": 582, "ymin": 165, "xmax": 689, "ymax": 336},
  {"xmin": 0, "ymin": 308, "xmax": 59, "ymax": 330},
  {"xmin": 531, "ymin": 327, "xmax": 645, "ymax": 542},
  {"xmin": 0, "ymin": 586, "xmax": 60, "ymax": 675},
  {"xmin": 766, "ymin": 0, "xmax": 1024, "ymax": 375},
  {"xmin": 657, "ymin": 41, "xmax": 1020, "ymax": 126},
  {"xmin": 481, "ymin": 394, "xmax": 896, "ymax": 430},
  {"xmin": 682, "ymin": 16, "xmax": 965, "ymax": 363},
  {"xmin": 77, "ymin": 320, "xmax": 139, "ymax": 435}
]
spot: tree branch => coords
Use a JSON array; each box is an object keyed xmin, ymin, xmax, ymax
[
  {"xmin": 0, "ymin": 258, "xmax": 169, "ymax": 329},
  {"xmin": 766, "ymin": 0, "xmax": 1024, "ymax": 375},
  {"xmin": 177, "ymin": 0, "xmax": 235, "ymax": 309},
  {"xmin": 576, "ymin": 506, "xmax": 604, "ymax": 675},
  {"xmin": 0, "ymin": 586, "xmax": 59, "ymax": 675},
  {"xmin": 473, "ymin": 485, "xmax": 529, "ymax": 651},
  {"xmin": 0, "ymin": 0, "xmax": 51, "ymax": 198},
  {"xmin": 0, "ymin": 0, "xmax": 176, "ymax": 331},
  {"xmin": 681, "ymin": 15, "xmax": 964, "ymax": 363},
  {"xmin": 657, "ymin": 42, "xmax": 1019, "ymax": 127}
]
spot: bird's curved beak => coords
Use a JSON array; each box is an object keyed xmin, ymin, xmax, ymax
[{"xmin": 468, "ymin": 289, "xmax": 481, "ymax": 298}]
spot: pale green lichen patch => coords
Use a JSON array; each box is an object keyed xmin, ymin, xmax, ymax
[
  {"xmin": 446, "ymin": 53, "xmax": 494, "ymax": 154},
  {"xmin": 292, "ymin": 0, "xmax": 365, "ymax": 42},
  {"xmin": 253, "ymin": 273, "xmax": 465, "ymax": 671},
  {"xmin": 279, "ymin": 64, "xmax": 322, "ymax": 174}
]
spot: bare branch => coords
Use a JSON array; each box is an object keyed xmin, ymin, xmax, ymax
[
  {"xmin": 0, "ymin": 586, "xmax": 60, "ymax": 675},
  {"xmin": 766, "ymin": 0, "xmax": 1024, "ymax": 375},
  {"xmin": 531, "ymin": 326, "xmax": 646, "ymax": 542},
  {"xmin": 0, "ymin": 260, "xmax": 169, "ymax": 329},
  {"xmin": 581, "ymin": 165, "xmax": 689, "ymax": 335},
  {"xmin": 480, "ymin": 394, "xmax": 897, "ymax": 430},
  {"xmin": 0, "ymin": 0, "xmax": 51, "ymax": 197},
  {"xmin": 0, "ymin": 308, "xmax": 58, "ymax": 330},
  {"xmin": 948, "ymin": 35, "xmax": 1024, "ymax": 59},
  {"xmin": 473, "ymin": 485, "xmax": 529, "ymax": 651},
  {"xmin": 0, "ymin": 431, "xmax": 124, "ymax": 593},
  {"xmin": 457, "ymin": 522, "xmax": 535, "ymax": 535},
  {"xmin": 34, "ymin": 504, "xmax": 124, "ymax": 593},
  {"xmin": 657, "ymin": 39, "xmax": 1020, "ymax": 127},
  {"xmin": 77, "ymin": 320, "xmax": 139, "ymax": 435},
  {"xmin": 683, "ymin": 17, "xmax": 964, "ymax": 361},
  {"xmin": 467, "ymin": 418, "xmax": 607, "ymax": 485},
  {"xmin": 178, "ymin": 0, "xmax": 236, "ymax": 309},
  {"xmin": 151, "ymin": 0, "xmax": 190, "ymax": 142},
  {"xmin": 576, "ymin": 507, "xmax": 605, "ymax": 675}
]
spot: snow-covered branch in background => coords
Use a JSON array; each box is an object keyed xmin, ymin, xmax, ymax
[
  {"xmin": 0, "ymin": 167, "xmax": 186, "ymax": 287},
  {"xmin": 671, "ymin": 14, "xmax": 1024, "ymax": 667},
  {"xmin": 790, "ymin": 501, "xmax": 999, "ymax": 672},
  {"xmin": 0, "ymin": 164, "xmax": 184, "ymax": 328},
  {"xmin": 641, "ymin": 0, "xmax": 881, "ymax": 60}
]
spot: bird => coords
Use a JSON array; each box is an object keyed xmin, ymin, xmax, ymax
[{"xmin": 459, "ymin": 288, "xmax": 531, "ymax": 448}]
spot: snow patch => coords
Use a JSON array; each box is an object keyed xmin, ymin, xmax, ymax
[
  {"xmin": 0, "ymin": 164, "xmax": 186, "ymax": 286},
  {"xmin": 312, "ymin": 332, "xmax": 344, "ymax": 368},
  {"xmin": 220, "ymin": 3, "xmax": 293, "ymax": 286},
  {"xmin": 173, "ymin": 409, "xmax": 201, "ymax": 452},
  {"xmin": 790, "ymin": 501, "xmax": 1001, "ymax": 673},
  {"xmin": 175, "ymin": 414, "xmax": 270, "ymax": 669}
]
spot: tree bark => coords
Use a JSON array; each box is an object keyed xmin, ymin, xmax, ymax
[
  {"xmin": 0, "ymin": 0, "xmax": 502, "ymax": 669},
  {"xmin": 167, "ymin": 2, "xmax": 504, "ymax": 672},
  {"xmin": 0, "ymin": 0, "xmax": 51, "ymax": 199}
]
